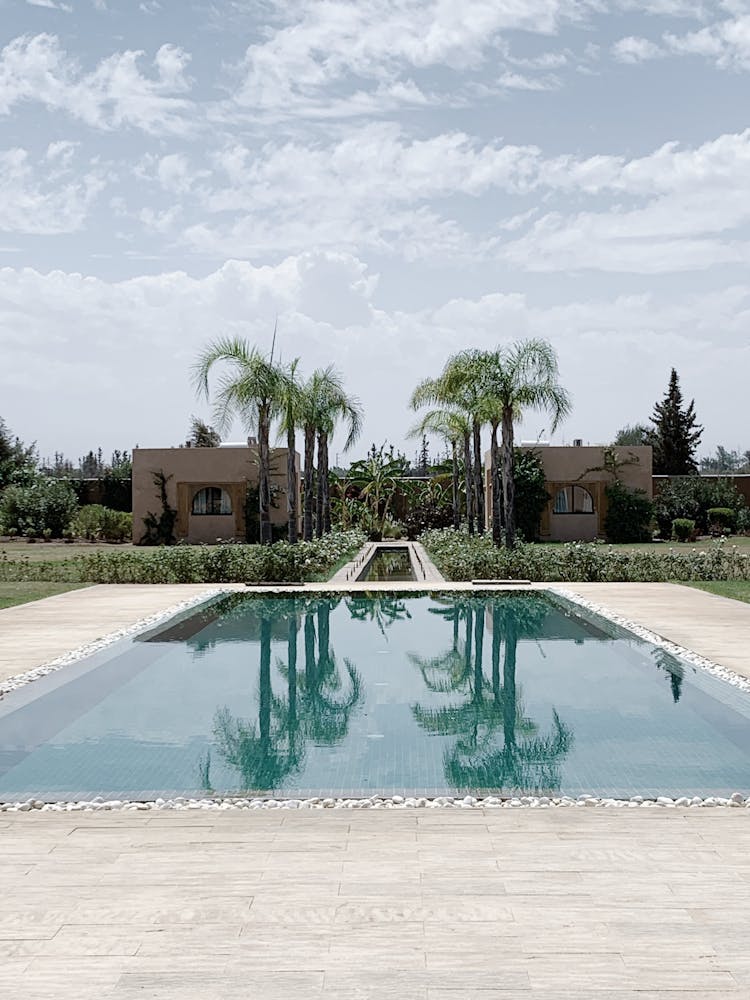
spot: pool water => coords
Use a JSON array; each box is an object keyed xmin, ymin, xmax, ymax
[
  {"xmin": 360, "ymin": 547, "xmax": 415, "ymax": 582},
  {"xmin": 1, "ymin": 592, "xmax": 749, "ymax": 800}
]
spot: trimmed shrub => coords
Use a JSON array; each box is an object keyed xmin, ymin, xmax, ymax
[
  {"xmin": 738, "ymin": 507, "xmax": 750, "ymax": 535},
  {"xmin": 672, "ymin": 518, "xmax": 695, "ymax": 542},
  {"xmin": 0, "ymin": 530, "xmax": 365, "ymax": 584},
  {"xmin": 420, "ymin": 528, "xmax": 750, "ymax": 582},
  {"xmin": 706, "ymin": 507, "xmax": 736, "ymax": 536},
  {"xmin": 604, "ymin": 481, "xmax": 653, "ymax": 543}
]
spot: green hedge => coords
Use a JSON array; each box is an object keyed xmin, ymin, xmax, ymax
[
  {"xmin": 0, "ymin": 530, "xmax": 365, "ymax": 584},
  {"xmin": 421, "ymin": 528, "xmax": 750, "ymax": 582}
]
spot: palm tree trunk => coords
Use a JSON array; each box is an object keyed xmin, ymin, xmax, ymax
[
  {"xmin": 490, "ymin": 420, "xmax": 502, "ymax": 545},
  {"xmin": 258, "ymin": 403, "xmax": 272, "ymax": 546},
  {"xmin": 316, "ymin": 430, "xmax": 329, "ymax": 537},
  {"xmin": 302, "ymin": 424, "xmax": 315, "ymax": 542},
  {"xmin": 321, "ymin": 432, "xmax": 332, "ymax": 534},
  {"xmin": 463, "ymin": 431, "xmax": 474, "ymax": 534},
  {"xmin": 315, "ymin": 431, "xmax": 325, "ymax": 538},
  {"xmin": 501, "ymin": 406, "xmax": 516, "ymax": 549},
  {"xmin": 451, "ymin": 439, "xmax": 460, "ymax": 530},
  {"xmin": 473, "ymin": 419, "xmax": 484, "ymax": 534},
  {"xmin": 286, "ymin": 424, "xmax": 298, "ymax": 543}
]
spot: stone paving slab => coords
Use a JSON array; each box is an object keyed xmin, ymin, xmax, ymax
[
  {"xmin": 1, "ymin": 809, "xmax": 749, "ymax": 998},
  {"xmin": 564, "ymin": 582, "xmax": 750, "ymax": 680}
]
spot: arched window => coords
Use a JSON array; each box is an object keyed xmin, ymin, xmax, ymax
[
  {"xmin": 554, "ymin": 485, "xmax": 594, "ymax": 514},
  {"xmin": 192, "ymin": 487, "xmax": 232, "ymax": 515}
]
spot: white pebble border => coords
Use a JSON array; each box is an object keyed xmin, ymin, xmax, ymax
[
  {"xmin": 2, "ymin": 584, "xmax": 749, "ymax": 812},
  {"xmin": 2, "ymin": 792, "xmax": 750, "ymax": 812},
  {"xmin": 550, "ymin": 587, "xmax": 750, "ymax": 695},
  {"xmin": 0, "ymin": 588, "xmax": 226, "ymax": 698}
]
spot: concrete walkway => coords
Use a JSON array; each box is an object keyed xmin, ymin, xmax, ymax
[
  {"xmin": 564, "ymin": 582, "xmax": 750, "ymax": 681},
  {"xmin": 2, "ymin": 808, "xmax": 750, "ymax": 999},
  {"xmin": 0, "ymin": 585, "xmax": 228, "ymax": 684}
]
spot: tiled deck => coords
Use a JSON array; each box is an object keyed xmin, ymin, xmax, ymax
[{"xmin": 2, "ymin": 808, "xmax": 750, "ymax": 998}]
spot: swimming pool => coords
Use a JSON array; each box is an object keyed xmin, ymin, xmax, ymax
[{"xmin": 1, "ymin": 591, "xmax": 749, "ymax": 801}]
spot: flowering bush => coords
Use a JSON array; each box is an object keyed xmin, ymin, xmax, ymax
[{"xmin": 421, "ymin": 528, "xmax": 750, "ymax": 582}]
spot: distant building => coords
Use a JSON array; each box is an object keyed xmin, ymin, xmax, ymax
[
  {"xmin": 485, "ymin": 444, "xmax": 653, "ymax": 542},
  {"xmin": 132, "ymin": 442, "xmax": 300, "ymax": 545}
]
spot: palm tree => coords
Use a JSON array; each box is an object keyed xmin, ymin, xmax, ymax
[
  {"xmin": 189, "ymin": 415, "xmax": 221, "ymax": 448},
  {"xmin": 297, "ymin": 368, "xmax": 362, "ymax": 542},
  {"xmin": 408, "ymin": 408, "xmax": 469, "ymax": 531},
  {"xmin": 315, "ymin": 369, "xmax": 363, "ymax": 537},
  {"xmin": 278, "ymin": 359, "xmax": 303, "ymax": 543},
  {"xmin": 193, "ymin": 336, "xmax": 288, "ymax": 545},
  {"xmin": 411, "ymin": 378, "xmax": 475, "ymax": 533},
  {"xmin": 438, "ymin": 351, "xmax": 493, "ymax": 537},
  {"xmin": 487, "ymin": 339, "xmax": 571, "ymax": 549}
]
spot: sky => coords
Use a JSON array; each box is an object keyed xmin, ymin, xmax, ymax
[{"xmin": 0, "ymin": 0, "xmax": 748, "ymax": 465}]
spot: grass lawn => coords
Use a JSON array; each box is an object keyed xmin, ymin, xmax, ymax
[
  {"xmin": 0, "ymin": 582, "xmax": 89, "ymax": 610},
  {"xmin": 683, "ymin": 581, "xmax": 750, "ymax": 605},
  {"xmin": 0, "ymin": 540, "xmax": 136, "ymax": 563}
]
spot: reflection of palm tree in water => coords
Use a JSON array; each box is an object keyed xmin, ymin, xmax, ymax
[
  {"xmin": 412, "ymin": 598, "xmax": 573, "ymax": 794},
  {"xmin": 295, "ymin": 602, "xmax": 362, "ymax": 745},
  {"xmin": 213, "ymin": 599, "xmax": 362, "ymax": 792}
]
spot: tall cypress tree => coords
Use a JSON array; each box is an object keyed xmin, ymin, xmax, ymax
[{"xmin": 648, "ymin": 369, "xmax": 703, "ymax": 475}]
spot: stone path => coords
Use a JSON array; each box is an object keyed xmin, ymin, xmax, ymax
[
  {"xmin": 2, "ymin": 808, "xmax": 750, "ymax": 998},
  {"xmin": 565, "ymin": 582, "xmax": 750, "ymax": 681}
]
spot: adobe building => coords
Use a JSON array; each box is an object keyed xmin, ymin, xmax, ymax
[
  {"xmin": 485, "ymin": 444, "xmax": 653, "ymax": 542},
  {"xmin": 132, "ymin": 442, "xmax": 300, "ymax": 545}
]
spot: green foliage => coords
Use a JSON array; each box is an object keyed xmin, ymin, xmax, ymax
[
  {"xmin": 420, "ymin": 528, "xmax": 750, "ymax": 583},
  {"xmin": 348, "ymin": 445, "xmax": 410, "ymax": 540},
  {"xmin": 0, "ymin": 530, "xmax": 365, "ymax": 584},
  {"xmin": 189, "ymin": 415, "xmax": 221, "ymax": 448},
  {"xmin": 738, "ymin": 508, "xmax": 750, "ymax": 534},
  {"xmin": 648, "ymin": 368, "xmax": 703, "ymax": 475},
  {"xmin": 0, "ymin": 478, "xmax": 78, "ymax": 538},
  {"xmin": 0, "ymin": 418, "xmax": 37, "ymax": 489},
  {"xmin": 603, "ymin": 481, "xmax": 653, "ymax": 543},
  {"xmin": 706, "ymin": 507, "xmax": 736, "ymax": 536},
  {"xmin": 140, "ymin": 472, "xmax": 177, "ymax": 546},
  {"xmin": 672, "ymin": 519, "xmax": 695, "ymax": 542},
  {"xmin": 653, "ymin": 476, "xmax": 745, "ymax": 536},
  {"xmin": 74, "ymin": 504, "xmax": 108, "ymax": 540},
  {"xmin": 399, "ymin": 479, "xmax": 454, "ymax": 539},
  {"xmin": 613, "ymin": 424, "xmax": 650, "ymax": 446},
  {"xmin": 512, "ymin": 449, "xmax": 549, "ymax": 542}
]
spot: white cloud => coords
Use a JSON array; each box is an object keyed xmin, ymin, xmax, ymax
[
  {"xmin": 1, "ymin": 258, "xmax": 748, "ymax": 458},
  {"xmin": 230, "ymin": 0, "xmax": 598, "ymax": 117},
  {"xmin": 26, "ymin": 0, "xmax": 72, "ymax": 10},
  {"xmin": 0, "ymin": 147, "xmax": 105, "ymax": 234},
  {"xmin": 612, "ymin": 35, "xmax": 665, "ymax": 62},
  {"xmin": 162, "ymin": 125, "xmax": 750, "ymax": 271},
  {"xmin": 0, "ymin": 34, "xmax": 194, "ymax": 134},
  {"xmin": 613, "ymin": 12, "xmax": 750, "ymax": 69}
]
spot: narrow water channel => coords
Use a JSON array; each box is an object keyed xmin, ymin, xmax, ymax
[{"xmin": 360, "ymin": 546, "xmax": 415, "ymax": 582}]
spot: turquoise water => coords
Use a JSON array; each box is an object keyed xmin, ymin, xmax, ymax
[{"xmin": 1, "ymin": 592, "xmax": 749, "ymax": 800}]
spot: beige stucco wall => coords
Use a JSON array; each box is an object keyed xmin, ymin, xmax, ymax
[
  {"xmin": 484, "ymin": 445, "xmax": 653, "ymax": 542},
  {"xmin": 132, "ymin": 446, "xmax": 300, "ymax": 544}
]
